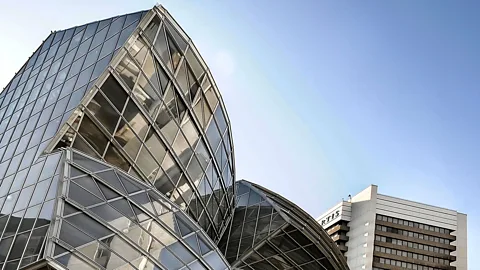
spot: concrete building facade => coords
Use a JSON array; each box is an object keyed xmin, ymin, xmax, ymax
[{"xmin": 318, "ymin": 185, "xmax": 467, "ymax": 270}]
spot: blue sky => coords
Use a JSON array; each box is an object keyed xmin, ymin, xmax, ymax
[{"xmin": 1, "ymin": 0, "xmax": 478, "ymax": 266}]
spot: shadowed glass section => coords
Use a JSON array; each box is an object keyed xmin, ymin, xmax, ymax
[
  {"xmin": 49, "ymin": 149, "xmax": 230, "ymax": 270},
  {"xmin": 0, "ymin": 151, "xmax": 63, "ymax": 268},
  {"xmin": 60, "ymin": 7, "xmax": 236, "ymax": 243},
  {"xmin": 219, "ymin": 181, "xmax": 349, "ymax": 270}
]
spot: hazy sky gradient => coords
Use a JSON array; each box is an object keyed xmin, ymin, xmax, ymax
[{"xmin": 0, "ymin": 0, "xmax": 478, "ymax": 267}]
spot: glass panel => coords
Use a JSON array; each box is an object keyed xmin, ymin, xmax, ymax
[
  {"xmin": 69, "ymin": 182, "xmax": 103, "ymax": 207},
  {"xmin": 29, "ymin": 179, "xmax": 51, "ymax": 207},
  {"xmin": 116, "ymin": 172, "xmax": 141, "ymax": 194},
  {"xmin": 214, "ymin": 105, "xmax": 227, "ymax": 134},
  {"xmin": 165, "ymin": 21, "xmax": 188, "ymax": 53},
  {"xmin": 89, "ymin": 203, "xmax": 129, "ymax": 227},
  {"xmin": 99, "ymin": 34, "xmax": 119, "ymax": 60},
  {"xmin": 129, "ymin": 38, "xmax": 148, "ymax": 66},
  {"xmin": 97, "ymin": 19, "xmax": 112, "ymax": 32},
  {"xmin": 75, "ymin": 65, "xmax": 94, "ymax": 89},
  {"xmin": 176, "ymin": 60, "xmax": 189, "ymax": 95},
  {"xmin": 13, "ymin": 185, "xmax": 34, "ymax": 211},
  {"xmin": 103, "ymin": 145, "xmax": 129, "ymax": 171},
  {"xmin": 144, "ymin": 129, "xmax": 167, "ymax": 164},
  {"xmin": 87, "ymin": 92, "xmax": 120, "ymax": 134},
  {"xmin": 122, "ymin": 100, "xmax": 148, "ymax": 139},
  {"xmin": 154, "ymin": 25, "xmax": 171, "ymax": 70},
  {"xmin": 91, "ymin": 25, "xmax": 108, "ymax": 49},
  {"xmin": 94, "ymin": 169, "xmax": 126, "ymax": 195},
  {"xmin": 72, "ymin": 175, "xmax": 105, "ymax": 200},
  {"xmin": 132, "ymin": 74, "xmax": 162, "ymax": 117},
  {"xmin": 204, "ymin": 252, "xmax": 228, "ymax": 269},
  {"xmin": 101, "ymin": 76, "xmax": 128, "ymax": 112},
  {"xmin": 155, "ymin": 109, "xmax": 179, "ymax": 145},
  {"xmin": 68, "ymin": 55, "xmax": 85, "ymax": 79},
  {"xmin": 185, "ymin": 48, "xmax": 204, "ymax": 80},
  {"xmin": 83, "ymin": 44, "xmax": 101, "ymax": 68},
  {"xmin": 1, "ymin": 191, "xmax": 19, "ymax": 214},
  {"xmin": 114, "ymin": 120, "xmax": 141, "ymax": 159},
  {"xmin": 169, "ymin": 241, "xmax": 196, "ymax": 264},
  {"xmin": 68, "ymin": 29, "xmax": 84, "ymax": 52},
  {"xmin": 55, "ymin": 42, "xmax": 69, "ymax": 62},
  {"xmin": 72, "ymin": 134, "xmax": 99, "ymax": 158},
  {"xmin": 116, "ymin": 22, "xmax": 137, "ymax": 50},
  {"xmin": 168, "ymin": 35, "xmax": 182, "ymax": 71},
  {"xmin": 110, "ymin": 199, "xmax": 136, "ymax": 221},
  {"xmin": 144, "ymin": 16, "xmax": 160, "ymax": 44},
  {"xmin": 206, "ymin": 120, "xmax": 221, "ymax": 151},
  {"xmin": 205, "ymin": 87, "xmax": 218, "ymax": 112},
  {"xmin": 116, "ymin": 54, "xmax": 139, "ymax": 89},
  {"xmin": 66, "ymin": 212, "xmax": 112, "ymax": 239},
  {"xmin": 77, "ymin": 115, "xmax": 108, "ymax": 155},
  {"xmin": 8, "ymin": 232, "xmax": 30, "ymax": 260},
  {"xmin": 136, "ymin": 146, "xmax": 158, "ymax": 180},
  {"xmin": 91, "ymin": 54, "xmax": 112, "ymax": 81},
  {"xmin": 159, "ymin": 249, "xmax": 184, "ymax": 270},
  {"xmin": 59, "ymin": 220, "xmax": 95, "ymax": 247},
  {"xmin": 107, "ymin": 16, "xmax": 126, "ymax": 40},
  {"xmin": 75, "ymin": 36, "xmax": 93, "ymax": 60},
  {"xmin": 97, "ymin": 181, "xmax": 119, "ymax": 200},
  {"xmin": 66, "ymin": 85, "xmax": 87, "ymax": 110},
  {"xmin": 83, "ymin": 23, "xmax": 98, "ymax": 42}
]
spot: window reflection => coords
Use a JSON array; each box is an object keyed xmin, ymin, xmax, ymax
[
  {"xmin": 129, "ymin": 37, "xmax": 148, "ymax": 66},
  {"xmin": 87, "ymin": 91, "xmax": 120, "ymax": 134},
  {"xmin": 155, "ymin": 103, "xmax": 180, "ymax": 145},
  {"xmin": 206, "ymin": 120, "xmax": 221, "ymax": 152},
  {"xmin": 132, "ymin": 73, "xmax": 162, "ymax": 117},
  {"xmin": 136, "ymin": 145, "xmax": 159, "ymax": 181},
  {"xmin": 100, "ymin": 76, "xmax": 128, "ymax": 112},
  {"xmin": 104, "ymin": 145, "xmax": 129, "ymax": 172},
  {"xmin": 185, "ymin": 48, "xmax": 204, "ymax": 81},
  {"xmin": 144, "ymin": 16, "xmax": 160, "ymax": 44},
  {"xmin": 116, "ymin": 53, "xmax": 139, "ymax": 89},
  {"xmin": 77, "ymin": 115, "xmax": 108, "ymax": 155}
]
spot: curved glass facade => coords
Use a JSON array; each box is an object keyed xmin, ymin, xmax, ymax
[
  {"xmin": 219, "ymin": 180, "xmax": 349, "ymax": 270},
  {"xmin": 52, "ymin": 6, "xmax": 236, "ymax": 243},
  {"xmin": 0, "ymin": 4, "xmax": 349, "ymax": 270},
  {"xmin": 52, "ymin": 149, "xmax": 230, "ymax": 270},
  {"xmin": 0, "ymin": 148, "xmax": 230, "ymax": 270}
]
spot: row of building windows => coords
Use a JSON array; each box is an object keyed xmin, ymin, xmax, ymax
[
  {"xmin": 375, "ymin": 235, "xmax": 451, "ymax": 255},
  {"xmin": 374, "ymin": 256, "xmax": 442, "ymax": 270},
  {"xmin": 376, "ymin": 214, "xmax": 451, "ymax": 235},
  {"xmin": 376, "ymin": 224, "xmax": 451, "ymax": 245},
  {"xmin": 374, "ymin": 245, "xmax": 450, "ymax": 265}
]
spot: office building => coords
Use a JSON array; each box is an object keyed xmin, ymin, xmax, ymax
[
  {"xmin": 318, "ymin": 185, "xmax": 467, "ymax": 270},
  {"xmin": 0, "ymin": 4, "xmax": 348, "ymax": 270}
]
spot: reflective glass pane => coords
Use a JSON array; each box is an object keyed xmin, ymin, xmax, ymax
[
  {"xmin": 144, "ymin": 16, "xmax": 160, "ymax": 44},
  {"xmin": 101, "ymin": 76, "xmax": 128, "ymax": 111},
  {"xmin": 116, "ymin": 54, "xmax": 139, "ymax": 89},
  {"xmin": 77, "ymin": 115, "xmax": 108, "ymax": 155},
  {"xmin": 87, "ymin": 92, "xmax": 120, "ymax": 134}
]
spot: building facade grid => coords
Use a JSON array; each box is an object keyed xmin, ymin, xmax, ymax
[{"xmin": 0, "ymin": 4, "xmax": 349, "ymax": 270}]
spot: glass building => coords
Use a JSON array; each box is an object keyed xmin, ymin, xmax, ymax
[
  {"xmin": 0, "ymin": 4, "xmax": 348, "ymax": 270},
  {"xmin": 219, "ymin": 180, "xmax": 349, "ymax": 270}
]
